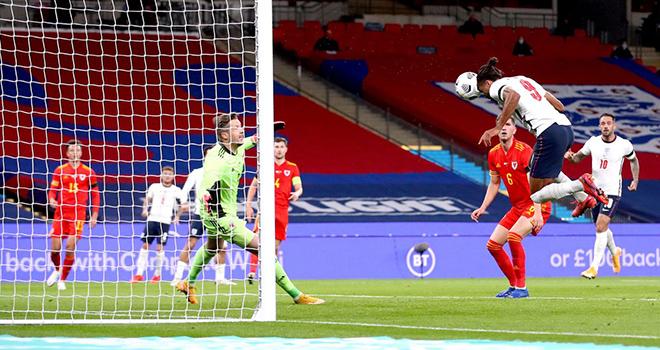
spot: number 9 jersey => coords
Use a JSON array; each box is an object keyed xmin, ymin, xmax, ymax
[{"xmin": 489, "ymin": 76, "xmax": 571, "ymax": 137}]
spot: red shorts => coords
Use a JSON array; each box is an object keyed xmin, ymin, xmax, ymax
[
  {"xmin": 50, "ymin": 211, "xmax": 86, "ymax": 239},
  {"xmin": 498, "ymin": 202, "xmax": 552, "ymax": 234},
  {"xmin": 254, "ymin": 211, "xmax": 289, "ymax": 241}
]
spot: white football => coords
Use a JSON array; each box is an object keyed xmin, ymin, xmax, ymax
[{"xmin": 455, "ymin": 71, "xmax": 480, "ymax": 100}]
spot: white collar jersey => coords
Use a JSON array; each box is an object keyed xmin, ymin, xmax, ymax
[
  {"xmin": 578, "ymin": 135, "xmax": 635, "ymax": 197},
  {"xmin": 146, "ymin": 183, "xmax": 182, "ymax": 224},
  {"xmin": 489, "ymin": 76, "xmax": 571, "ymax": 137},
  {"xmin": 180, "ymin": 167, "xmax": 204, "ymax": 215}
]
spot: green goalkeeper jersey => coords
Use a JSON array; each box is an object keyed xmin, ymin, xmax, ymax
[{"xmin": 199, "ymin": 137, "xmax": 256, "ymax": 220}]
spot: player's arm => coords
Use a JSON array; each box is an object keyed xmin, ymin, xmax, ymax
[
  {"xmin": 545, "ymin": 92, "xmax": 564, "ymax": 113},
  {"xmin": 48, "ymin": 167, "xmax": 61, "ymax": 208},
  {"xmin": 89, "ymin": 173, "xmax": 100, "ymax": 229},
  {"xmin": 290, "ymin": 181, "xmax": 302, "ymax": 202},
  {"xmin": 180, "ymin": 173, "xmax": 196, "ymax": 204},
  {"xmin": 142, "ymin": 187, "xmax": 153, "ymax": 218},
  {"xmin": 472, "ymin": 173, "xmax": 500, "ymax": 222},
  {"xmin": 173, "ymin": 197, "xmax": 184, "ymax": 224},
  {"xmin": 479, "ymin": 87, "xmax": 519, "ymax": 147},
  {"xmin": 565, "ymin": 144, "xmax": 589, "ymax": 164},
  {"xmin": 628, "ymin": 154, "xmax": 640, "ymax": 191},
  {"xmin": 245, "ymin": 177, "xmax": 258, "ymax": 222}
]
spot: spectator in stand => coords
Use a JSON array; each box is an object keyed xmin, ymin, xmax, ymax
[
  {"xmin": 513, "ymin": 37, "xmax": 533, "ymax": 56},
  {"xmin": 610, "ymin": 41, "xmax": 633, "ymax": 59},
  {"xmin": 641, "ymin": 5, "xmax": 660, "ymax": 47},
  {"xmin": 554, "ymin": 18, "xmax": 574, "ymax": 38},
  {"xmin": 459, "ymin": 14, "xmax": 484, "ymax": 37},
  {"xmin": 313, "ymin": 29, "xmax": 340, "ymax": 52}
]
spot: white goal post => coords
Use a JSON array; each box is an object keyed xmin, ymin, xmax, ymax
[{"xmin": 0, "ymin": 0, "xmax": 275, "ymax": 323}]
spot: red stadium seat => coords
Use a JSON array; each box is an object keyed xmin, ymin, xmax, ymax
[
  {"xmin": 440, "ymin": 25, "xmax": 458, "ymax": 36},
  {"xmin": 533, "ymin": 27, "xmax": 550, "ymax": 38},
  {"xmin": 304, "ymin": 21, "xmax": 322, "ymax": 32},
  {"xmin": 279, "ymin": 20, "xmax": 297, "ymax": 30},
  {"xmin": 483, "ymin": 26, "xmax": 496, "ymax": 37},
  {"xmin": 328, "ymin": 21, "xmax": 346, "ymax": 34},
  {"xmin": 574, "ymin": 29, "xmax": 586, "ymax": 38},
  {"xmin": 514, "ymin": 26, "xmax": 532, "ymax": 39},
  {"xmin": 347, "ymin": 22, "xmax": 365, "ymax": 34},
  {"xmin": 384, "ymin": 23, "xmax": 401, "ymax": 33},
  {"xmin": 496, "ymin": 26, "xmax": 514, "ymax": 37}
]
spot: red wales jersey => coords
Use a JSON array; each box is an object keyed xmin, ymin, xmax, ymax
[
  {"xmin": 275, "ymin": 161, "xmax": 301, "ymax": 209},
  {"xmin": 49, "ymin": 163, "xmax": 100, "ymax": 219},
  {"xmin": 488, "ymin": 139, "xmax": 534, "ymax": 209}
]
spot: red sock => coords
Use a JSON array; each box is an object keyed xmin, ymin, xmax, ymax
[
  {"xmin": 507, "ymin": 232, "xmax": 526, "ymax": 288},
  {"xmin": 60, "ymin": 255, "xmax": 75, "ymax": 281},
  {"xmin": 487, "ymin": 239, "xmax": 516, "ymax": 287},
  {"xmin": 249, "ymin": 252, "xmax": 258, "ymax": 274},
  {"xmin": 51, "ymin": 252, "xmax": 61, "ymax": 271}
]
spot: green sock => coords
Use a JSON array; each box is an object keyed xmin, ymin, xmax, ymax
[
  {"xmin": 187, "ymin": 245, "xmax": 215, "ymax": 286},
  {"xmin": 275, "ymin": 260, "xmax": 301, "ymax": 299}
]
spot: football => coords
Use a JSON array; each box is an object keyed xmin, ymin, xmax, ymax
[{"xmin": 455, "ymin": 71, "xmax": 480, "ymax": 100}]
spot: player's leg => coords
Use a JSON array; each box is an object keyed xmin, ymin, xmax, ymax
[
  {"xmin": 583, "ymin": 196, "xmax": 621, "ymax": 278},
  {"xmin": 47, "ymin": 222, "xmax": 63, "ymax": 287},
  {"xmin": 506, "ymin": 202, "xmax": 551, "ymax": 298},
  {"xmin": 555, "ymin": 172, "xmax": 596, "ymax": 217},
  {"xmin": 247, "ymin": 214, "xmax": 259, "ymax": 283},
  {"xmin": 151, "ymin": 224, "xmax": 168, "ymax": 283},
  {"xmin": 57, "ymin": 220, "xmax": 82, "ymax": 290},
  {"xmin": 214, "ymin": 239, "xmax": 235, "ymax": 285},
  {"xmin": 174, "ymin": 215, "xmax": 204, "ymax": 285},
  {"xmin": 487, "ymin": 223, "xmax": 516, "ymax": 298},
  {"xmin": 132, "ymin": 222, "xmax": 153, "ymax": 282}
]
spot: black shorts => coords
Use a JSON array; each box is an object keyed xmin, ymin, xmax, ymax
[
  {"xmin": 189, "ymin": 214, "xmax": 205, "ymax": 239},
  {"xmin": 141, "ymin": 221, "xmax": 170, "ymax": 245},
  {"xmin": 592, "ymin": 196, "xmax": 621, "ymax": 222},
  {"xmin": 529, "ymin": 123, "xmax": 574, "ymax": 179}
]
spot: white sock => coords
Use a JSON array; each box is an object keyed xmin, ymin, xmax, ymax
[
  {"xmin": 136, "ymin": 248, "xmax": 149, "ymax": 276},
  {"xmin": 215, "ymin": 263, "xmax": 226, "ymax": 281},
  {"xmin": 605, "ymin": 229, "xmax": 617, "ymax": 255},
  {"xmin": 591, "ymin": 231, "xmax": 608, "ymax": 271},
  {"xmin": 155, "ymin": 250, "xmax": 165, "ymax": 277},
  {"xmin": 531, "ymin": 180, "xmax": 583, "ymax": 203},
  {"xmin": 174, "ymin": 260, "xmax": 188, "ymax": 280},
  {"xmin": 555, "ymin": 172, "xmax": 588, "ymax": 202}
]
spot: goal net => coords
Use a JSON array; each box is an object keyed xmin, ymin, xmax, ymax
[{"xmin": 0, "ymin": 0, "xmax": 276, "ymax": 323}]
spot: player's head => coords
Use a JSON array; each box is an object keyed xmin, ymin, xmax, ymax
[
  {"xmin": 161, "ymin": 166, "xmax": 174, "ymax": 186},
  {"xmin": 499, "ymin": 117, "xmax": 516, "ymax": 143},
  {"xmin": 214, "ymin": 113, "xmax": 243, "ymax": 145},
  {"xmin": 203, "ymin": 146, "xmax": 213, "ymax": 158},
  {"xmin": 476, "ymin": 57, "xmax": 503, "ymax": 95},
  {"xmin": 274, "ymin": 137, "xmax": 288, "ymax": 160},
  {"xmin": 65, "ymin": 140, "xmax": 83, "ymax": 163},
  {"xmin": 599, "ymin": 113, "xmax": 616, "ymax": 137}
]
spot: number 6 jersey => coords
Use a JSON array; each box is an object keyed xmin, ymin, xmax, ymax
[
  {"xmin": 579, "ymin": 135, "xmax": 635, "ymax": 196},
  {"xmin": 489, "ymin": 76, "xmax": 571, "ymax": 137}
]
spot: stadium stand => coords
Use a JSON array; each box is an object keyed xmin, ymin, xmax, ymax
[
  {"xmin": 275, "ymin": 20, "xmax": 660, "ymax": 222},
  {"xmin": 0, "ymin": 30, "xmax": 522, "ymax": 224}
]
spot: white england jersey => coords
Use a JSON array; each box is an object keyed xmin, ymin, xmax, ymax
[
  {"xmin": 180, "ymin": 167, "xmax": 203, "ymax": 215},
  {"xmin": 579, "ymin": 135, "xmax": 635, "ymax": 197},
  {"xmin": 146, "ymin": 183, "xmax": 182, "ymax": 224},
  {"xmin": 489, "ymin": 76, "xmax": 571, "ymax": 137}
]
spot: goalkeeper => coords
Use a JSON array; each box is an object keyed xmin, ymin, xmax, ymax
[{"xmin": 176, "ymin": 114, "xmax": 325, "ymax": 305}]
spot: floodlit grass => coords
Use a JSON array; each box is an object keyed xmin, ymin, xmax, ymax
[{"xmin": 2, "ymin": 278, "xmax": 660, "ymax": 347}]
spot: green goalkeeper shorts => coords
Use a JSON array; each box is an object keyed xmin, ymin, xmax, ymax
[{"xmin": 203, "ymin": 216, "xmax": 255, "ymax": 249}]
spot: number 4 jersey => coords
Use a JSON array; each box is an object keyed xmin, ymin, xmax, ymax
[
  {"xmin": 579, "ymin": 135, "xmax": 635, "ymax": 197},
  {"xmin": 489, "ymin": 76, "xmax": 571, "ymax": 137}
]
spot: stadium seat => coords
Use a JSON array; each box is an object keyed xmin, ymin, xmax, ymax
[
  {"xmin": 514, "ymin": 26, "xmax": 532, "ymax": 39},
  {"xmin": 279, "ymin": 20, "xmax": 297, "ymax": 30},
  {"xmin": 483, "ymin": 26, "xmax": 496, "ymax": 37},
  {"xmin": 440, "ymin": 25, "xmax": 458, "ymax": 36},
  {"xmin": 304, "ymin": 21, "xmax": 322, "ymax": 32},
  {"xmin": 496, "ymin": 26, "xmax": 514, "ymax": 38},
  {"xmin": 533, "ymin": 27, "xmax": 550, "ymax": 38},
  {"xmin": 384, "ymin": 23, "xmax": 401, "ymax": 33},
  {"xmin": 327, "ymin": 21, "xmax": 346, "ymax": 35},
  {"xmin": 347, "ymin": 22, "xmax": 365, "ymax": 34},
  {"xmin": 574, "ymin": 28, "xmax": 586, "ymax": 38}
]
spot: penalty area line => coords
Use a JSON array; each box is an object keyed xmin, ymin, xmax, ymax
[{"xmin": 278, "ymin": 320, "xmax": 660, "ymax": 340}]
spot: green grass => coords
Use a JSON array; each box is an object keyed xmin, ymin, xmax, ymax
[{"xmin": 2, "ymin": 278, "xmax": 660, "ymax": 347}]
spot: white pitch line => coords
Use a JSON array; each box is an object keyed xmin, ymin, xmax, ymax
[
  {"xmin": 279, "ymin": 320, "xmax": 660, "ymax": 340},
  {"xmin": 303, "ymin": 293, "xmax": 660, "ymax": 302}
]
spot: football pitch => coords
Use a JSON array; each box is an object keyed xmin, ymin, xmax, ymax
[{"xmin": 1, "ymin": 278, "xmax": 659, "ymax": 347}]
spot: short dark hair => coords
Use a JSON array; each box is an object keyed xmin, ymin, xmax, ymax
[
  {"xmin": 65, "ymin": 140, "xmax": 82, "ymax": 152},
  {"xmin": 214, "ymin": 113, "xmax": 239, "ymax": 140},
  {"xmin": 162, "ymin": 166, "xmax": 174, "ymax": 173},
  {"xmin": 274, "ymin": 137, "xmax": 288, "ymax": 145},
  {"xmin": 477, "ymin": 57, "xmax": 504, "ymax": 86},
  {"xmin": 600, "ymin": 113, "xmax": 616, "ymax": 122}
]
